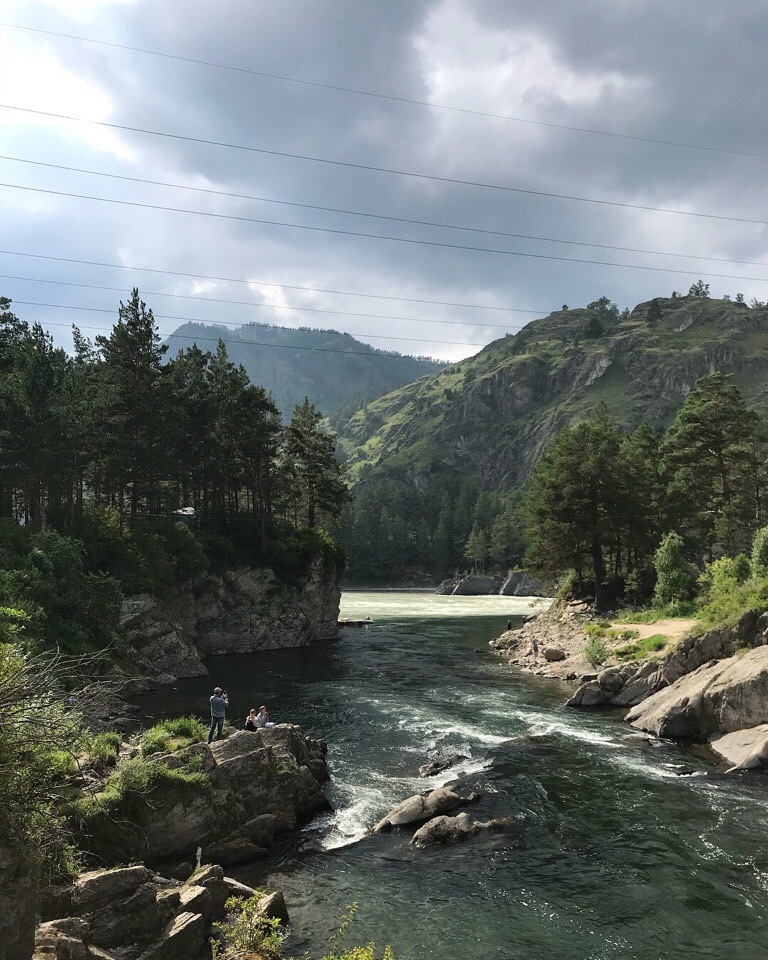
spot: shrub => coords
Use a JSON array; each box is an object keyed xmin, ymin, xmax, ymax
[
  {"xmin": 615, "ymin": 634, "xmax": 668, "ymax": 661},
  {"xmin": 211, "ymin": 894, "xmax": 285, "ymax": 960},
  {"xmin": 653, "ymin": 533, "xmax": 698, "ymax": 607},
  {"xmin": 89, "ymin": 732, "xmax": 121, "ymax": 770},
  {"xmin": 584, "ymin": 634, "xmax": 609, "ymax": 666}
]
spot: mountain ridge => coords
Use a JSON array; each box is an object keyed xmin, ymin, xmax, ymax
[
  {"xmin": 337, "ymin": 295, "xmax": 768, "ymax": 492},
  {"xmin": 164, "ymin": 321, "xmax": 445, "ymax": 418}
]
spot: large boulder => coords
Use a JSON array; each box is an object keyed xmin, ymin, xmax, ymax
[
  {"xmin": 35, "ymin": 862, "xmax": 274, "ymax": 960},
  {"xmin": 709, "ymin": 725, "xmax": 768, "ymax": 771},
  {"xmin": 626, "ymin": 647, "xmax": 768, "ymax": 740},
  {"xmin": 372, "ymin": 787, "xmax": 473, "ymax": 832}
]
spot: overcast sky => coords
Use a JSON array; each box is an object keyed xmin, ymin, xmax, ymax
[{"xmin": 3, "ymin": 0, "xmax": 768, "ymax": 363}]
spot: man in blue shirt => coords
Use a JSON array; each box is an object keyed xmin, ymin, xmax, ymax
[{"xmin": 208, "ymin": 686, "xmax": 229, "ymax": 743}]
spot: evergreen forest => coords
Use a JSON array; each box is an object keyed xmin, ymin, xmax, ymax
[{"xmin": 0, "ymin": 291, "xmax": 347, "ymax": 654}]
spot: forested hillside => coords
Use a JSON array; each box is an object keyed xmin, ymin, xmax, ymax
[
  {"xmin": 164, "ymin": 321, "xmax": 444, "ymax": 420},
  {"xmin": 0, "ymin": 291, "xmax": 346, "ymax": 654},
  {"xmin": 338, "ymin": 289, "xmax": 768, "ymax": 584}
]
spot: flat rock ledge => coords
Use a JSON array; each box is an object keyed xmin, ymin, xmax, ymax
[{"xmin": 34, "ymin": 863, "xmax": 286, "ymax": 960}]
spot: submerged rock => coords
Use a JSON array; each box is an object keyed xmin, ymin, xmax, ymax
[{"xmin": 418, "ymin": 754, "xmax": 468, "ymax": 778}]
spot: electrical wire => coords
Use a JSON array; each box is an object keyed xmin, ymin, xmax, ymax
[
  {"xmin": 0, "ymin": 249, "xmax": 543, "ymax": 314},
  {"xmin": 0, "ymin": 274, "xmax": 520, "ymax": 330},
  {"xmin": 2, "ymin": 104, "xmax": 766, "ymax": 227},
  {"xmin": 4, "ymin": 181, "xmax": 768, "ymax": 284},
  {"xmin": 4, "ymin": 154, "xmax": 768, "ymax": 270},
  {"xmin": 3, "ymin": 20, "xmax": 766, "ymax": 162},
  {"xmin": 12, "ymin": 300, "xmax": 497, "ymax": 349}
]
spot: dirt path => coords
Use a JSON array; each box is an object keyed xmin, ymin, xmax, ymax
[{"xmin": 611, "ymin": 618, "xmax": 697, "ymax": 644}]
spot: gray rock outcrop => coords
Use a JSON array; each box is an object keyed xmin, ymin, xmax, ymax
[
  {"xmin": 372, "ymin": 787, "xmax": 474, "ymax": 833},
  {"xmin": 81, "ymin": 726, "xmax": 330, "ymax": 867},
  {"xmin": 34, "ymin": 863, "xmax": 284, "ymax": 960},
  {"xmin": 567, "ymin": 609, "xmax": 768, "ymax": 710},
  {"xmin": 625, "ymin": 646, "xmax": 768, "ymax": 742},
  {"xmin": 115, "ymin": 557, "xmax": 341, "ymax": 686},
  {"xmin": 708, "ymin": 725, "xmax": 768, "ymax": 771}
]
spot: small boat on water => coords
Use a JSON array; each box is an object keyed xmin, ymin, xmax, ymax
[{"xmin": 338, "ymin": 616, "xmax": 373, "ymax": 628}]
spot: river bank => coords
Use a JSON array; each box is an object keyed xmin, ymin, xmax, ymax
[
  {"xmin": 18, "ymin": 592, "xmax": 768, "ymax": 960},
  {"xmin": 493, "ymin": 598, "xmax": 768, "ymax": 772}
]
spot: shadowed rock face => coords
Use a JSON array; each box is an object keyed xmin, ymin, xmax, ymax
[
  {"xmin": 0, "ymin": 841, "xmax": 38, "ymax": 960},
  {"xmin": 116, "ymin": 558, "xmax": 342, "ymax": 687}
]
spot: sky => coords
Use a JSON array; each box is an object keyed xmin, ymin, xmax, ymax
[{"xmin": 2, "ymin": 0, "xmax": 768, "ymax": 363}]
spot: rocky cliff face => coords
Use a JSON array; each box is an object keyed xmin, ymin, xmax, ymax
[
  {"xmin": 338, "ymin": 297, "xmax": 768, "ymax": 492},
  {"xmin": 115, "ymin": 556, "xmax": 341, "ymax": 685}
]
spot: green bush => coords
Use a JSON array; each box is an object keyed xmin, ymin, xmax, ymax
[
  {"xmin": 211, "ymin": 894, "xmax": 285, "ymax": 960},
  {"xmin": 89, "ymin": 732, "xmax": 121, "ymax": 770},
  {"xmin": 653, "ymin": 532, "xmax": 698, "ymax": 607},
  {"xmin": 584, "ymin": 634, "xmax": 609, "ymax": 666}
]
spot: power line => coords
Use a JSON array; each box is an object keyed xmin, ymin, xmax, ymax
[
  {"xmin": 0, "ymin": 249, "xmax": 542, "ymax": 314},
  {"xmin": 5, "ymin": 154, "xmax": 768, "ymax": 271},
  {"xmin": 0, "ymin": 274, "xmax": 519, "ymax": 330},
  {"xmin": 12, "ymin": 300, "xmax": 494, "ymax": 349},
  {"xmin": 3, "ymin": 104, "xmax": 766, "ymax": 227},
  {"xmin": 4, "ymin": 180, "xmax": 768, "ymax": 284},
  {"xmin": 2, "ymin": 20, "xmax": 765, "ymax": 163}
]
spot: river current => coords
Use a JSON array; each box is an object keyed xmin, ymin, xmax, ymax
[{"xmin": 137, "ymin": 591, "xmax": 768, "ymax": 959}]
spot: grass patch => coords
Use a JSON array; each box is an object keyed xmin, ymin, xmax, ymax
[
  {"xmin": 88, "ymin": 731, "xmax": 122, "ymax": 770},
  {"xmin": 69, "ymin": 751, "xmax": 211, "ymax": 862},
  {"xmin": 139, "ymin": 716, "xmax": 207, "ymax": 757},
  {"xmin": 615, "ymin": 634, "xmax": 668, "ymax": 661}
]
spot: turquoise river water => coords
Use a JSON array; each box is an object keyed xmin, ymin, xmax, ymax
[{"xmin": 137, "ymin": 591, "xmax": 768, "ymax": 960}]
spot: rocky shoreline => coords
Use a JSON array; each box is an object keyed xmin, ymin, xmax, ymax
[{"xmin": 491, "ymin": 600, "xmax": 768, "ymax": 772}]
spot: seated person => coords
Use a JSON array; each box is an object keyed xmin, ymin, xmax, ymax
[
  {"xmin": 255, "ymin": 705, "xmax": 273, "ymax": 728},
  {"xmin": 244, "ymin": 708, "xmax": 259, "ymax": 731}
]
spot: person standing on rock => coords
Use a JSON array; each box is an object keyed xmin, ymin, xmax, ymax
[{"xmin": 208, "ymin": 686, "xmax": 229, "ymax": 743}]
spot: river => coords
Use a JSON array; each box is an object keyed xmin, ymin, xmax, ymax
[{"xmin": 137, "ymin": 591, "xmax": 768, "ymax": 959}]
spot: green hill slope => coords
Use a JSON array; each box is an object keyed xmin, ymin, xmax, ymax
[
  {"xmin": 164, "ymin": 322, "xmax": 445, "ymax": 418},
  {"xmin": 338, "ymin": 295, "xmax": 768, "ymax": 491}
]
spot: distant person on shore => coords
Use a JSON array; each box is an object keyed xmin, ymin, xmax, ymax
[
  {"xmin": 244, "ymin": 708, "xmax": 259, "ymax": 731},
  {"xmin": 507, "ymin": 619, "xmax": 512, "ymax": 631},
  {"xmin": 255, "ymin": 704, "xmax": 273, "ymax": 728},
  {"xmin": 208, "ymin": 686, "xmax": 229, "ymax": 743}
]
